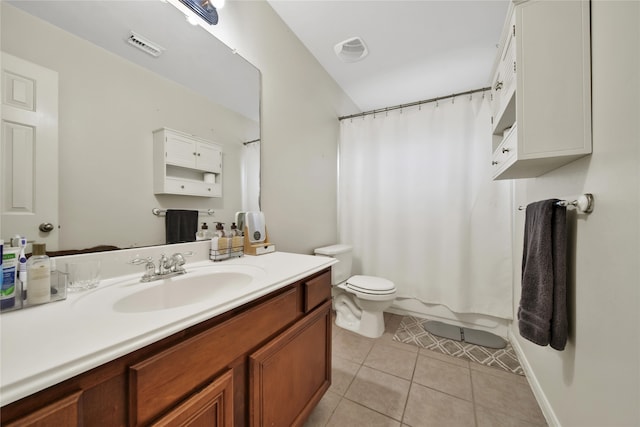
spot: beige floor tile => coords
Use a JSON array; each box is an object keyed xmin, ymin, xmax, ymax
[
  {"xmin": 364, "ymin": 342, "xmax": 418, "ymax": 380},
  {"xmin": 403, "ymin": 383, "xmax": 475, "ymax": 427},
  {"xmin": 475, "ymin": 404, "xmax": 548, "ymax": 427},
  {"xmin": 333, "ymin": 329, "xmax": 376, "ymax": 364},
  {"xmin": 418, "ymin": 347, "xmax": 470, "ymax": 368},
  {"xmin": 469, "ymin": 361, "xmax": 528, "ymax": 384},
  {"xmin": 412, "ymin": 354, "xmax": 472, "ymax": 401},
  {"xmin": 471, "ymin": 370, "xmax": 546, "ymax": 425},
  {"xmin": 330, "ymin": 355, "xmax": 361, "ymax": 396},
  {"xmin": 304, "ymin": 390, "xmax": 342, "ymax": 427},
  {"xmin": 345, "ymin": 365, "xmax": 411, "ymax": 421},
  {"xmin": 326, "ymin": 399, "xmax": 401, "ymax": 427}
]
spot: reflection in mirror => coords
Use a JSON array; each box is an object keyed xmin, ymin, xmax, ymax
[{"xmin": 1, "ymin": 0, "xmax": 260, "ymax": 253}]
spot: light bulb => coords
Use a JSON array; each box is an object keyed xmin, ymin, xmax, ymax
[{"xmin": 186, "ymin": 15, "xmax": 199, "ymax": 26}]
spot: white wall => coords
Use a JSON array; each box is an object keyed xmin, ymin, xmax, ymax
[
  {"xmin": 1, "ymin": 4, "xmax": 256, "ymax": 250},
  {"xmin": 511, "ymin": 2, "xmax": 639, "ymax": 426},
  {"xmin": 207, "ymin": 0, "xmax": 360, "ymax": 254}
]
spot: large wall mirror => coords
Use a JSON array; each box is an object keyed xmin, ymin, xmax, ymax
[{"xmin": 1, "ymin": 0, "xmax": 261, "ymax": 253}]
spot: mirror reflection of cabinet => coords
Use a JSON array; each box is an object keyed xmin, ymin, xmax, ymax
[{"xmin": 153, "ymin": 128, "xmax": 223, "ymax": 197}]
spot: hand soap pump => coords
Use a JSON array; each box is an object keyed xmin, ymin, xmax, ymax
[
  {"xmin": 215, "ymin": 222, "xmax": 225, "ymax": 238},
  {"xmin": 196, "ymin": 222, "xmax": 210, "ymax": 241},
  {"xmin": 230, "ymin": 222, "xmax": 239, "ymax": 237}
]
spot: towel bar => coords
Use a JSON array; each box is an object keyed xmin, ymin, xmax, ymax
[
  {"xmin": 518, "ymin": 193, "xmax": 594, "ymax": 214},
  {"xmin": 152, "ymin": 208, "xmax": 215, "ymax": 216}
]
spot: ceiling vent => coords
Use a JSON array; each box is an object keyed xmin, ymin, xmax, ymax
[
  {"xmin": 334, "ymin": 37, "xmax": 369, "ymax": 63},
  {"xmin": 126, "ymin": 32, "xmax": 165, "ymax": 57}
]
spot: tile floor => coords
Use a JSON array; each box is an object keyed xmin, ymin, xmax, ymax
[{"xmin": 305, "ymin": 313, "xmax": 547, "ymax": 427}]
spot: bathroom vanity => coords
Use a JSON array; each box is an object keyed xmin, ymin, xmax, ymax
[{"xmin": 0, "ymin": 252, "xmax": 335, "ymax": 426}]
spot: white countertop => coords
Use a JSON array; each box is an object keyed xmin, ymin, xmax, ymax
[{"xmin": 0, "ymin": 251, "xmax": 336, "ymax": 406}]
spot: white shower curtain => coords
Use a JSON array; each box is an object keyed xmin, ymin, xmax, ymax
[
  {"xmin": 338, "ymin": 94, "xmax": 513, "ymax": 319},
  {"xmin": 241, "ymin": 141, "xmax": 261, "ymax": 212}
]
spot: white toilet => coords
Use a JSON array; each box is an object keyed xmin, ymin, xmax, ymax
[{"xmin": 314, "ymin": 244, "xmax": 396, "ymax": 338}]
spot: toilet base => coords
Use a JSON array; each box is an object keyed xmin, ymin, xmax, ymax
[{"xmin": 335, "ymin": 303, "xmax": 386, "ymax": 338}]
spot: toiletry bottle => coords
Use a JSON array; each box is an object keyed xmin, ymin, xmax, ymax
[
  {"xmin": 230, "ymin": 222, "xmax": 238, "ymax": 237},
  {"xmin": 0, "ymin": 240, "xmax": 4, "ymax": 308},
  {"xmin": 1, "ymin": 243, "xmax": 20, "ymax": 310},
  {"xmin": 26, "ymin": 243, "xmax": 51, "ymax": 305},
  {"xmin": 196, "ymin": 222, "xmax": 210, "ymax": 241},
  {"xmin": 18, "ymin": 237, "xmax": 27, "ymax": 303},
  {"xmin": 215, "ymin": 222, "xmax": 225, "ymax": 238}
]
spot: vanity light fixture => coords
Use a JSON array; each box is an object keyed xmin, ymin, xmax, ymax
[
  {"xmin": 334, "ymin": 36, "xmax": 369, "ymax": 62},
  {"xmin": 179, "ymin": 0, "xmax": 219, "ymax": 25}
]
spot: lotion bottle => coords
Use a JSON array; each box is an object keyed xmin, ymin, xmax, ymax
[{"xmin": 26, "ymin": 243, "xmax": 51, "ymax": 305}]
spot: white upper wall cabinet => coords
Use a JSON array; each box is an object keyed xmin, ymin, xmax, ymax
[
  {"xmin": 153, "ymin": 128, "xmax": 223, "ymax": 197},
  {"xmin": 490, "ymin": 0, "xmax": 592, "ymax": 180}
]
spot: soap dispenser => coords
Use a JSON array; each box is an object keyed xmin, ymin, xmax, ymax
[
  {"xmin": 196, "ymin": 222, "xmax": 210, "ymax": 241},
  {"xmin": 214, "ymin": 222, "xmax": 225, "ymax": 238},
  {"xmin": 230, "ymin": 222, "xmax": 239, "ymax": 237}
]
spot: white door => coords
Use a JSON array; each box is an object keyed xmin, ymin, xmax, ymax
[{"xmin": 1, "ymin": 52, "xmax": 59, "ymax": 250}]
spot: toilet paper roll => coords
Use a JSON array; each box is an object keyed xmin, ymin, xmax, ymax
[{"xmin": 204, "ymin": 173, "xmax": 215, "ymax": 184}]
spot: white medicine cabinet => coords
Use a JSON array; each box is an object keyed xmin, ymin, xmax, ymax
[
  {"xmin": 490, "ymin": 0, "xmax": 592, "ymax": 180},
  {"xmin": 153, "ymin": 128, "xmax": 223, "ymax": 197}
]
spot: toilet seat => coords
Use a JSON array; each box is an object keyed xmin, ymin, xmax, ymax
[{"xmin": 345, "ymin": 275, "xmax": 396, "ymax": 296}]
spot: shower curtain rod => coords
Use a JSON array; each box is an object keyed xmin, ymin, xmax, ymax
[{"xmin": 338, "ymin": 86, "xmax": 491, "ymax": 121}]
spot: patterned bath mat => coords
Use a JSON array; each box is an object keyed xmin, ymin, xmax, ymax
[{"xmin": 393, "ymin": 315, "xmax": 524, "ymax": 376}]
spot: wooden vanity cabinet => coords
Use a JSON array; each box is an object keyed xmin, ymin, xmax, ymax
[{"xmin": 1, "ymin": 268, "xmax": 332, "ymax": 427}]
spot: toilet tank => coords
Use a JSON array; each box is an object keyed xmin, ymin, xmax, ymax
[{"xmin": 314, "ymin": 244, "xmax": 352, "ymax": 285}]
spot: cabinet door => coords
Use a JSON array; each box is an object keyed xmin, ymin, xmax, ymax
[
  {"xmin": 165, "ymin": 133, "xmax": 197, "ymax": 168},
  {"xmin": 152, "ymin": 370, "xmax": 233, "ymax": 427},
  {"xmin": 4, "ymin": 391, "xmax": 83, "ymax": 427},
  {"xmin": 196, "ymin": 142, "xmax": 222, "ymax": 173},
  {"xmin": 516, "ymin": 0, "xmax": 591, "ymax": 157},
  {"xmin": 249, "ymin": 301, "xmax": 331, "ymax": 427}
]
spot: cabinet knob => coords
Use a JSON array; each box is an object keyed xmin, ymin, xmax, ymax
[
  {"xmin": 197, "ymin": 153, "xmax": 201, "ymax": 157},
  {"xmin": 494, "ymin": 81, "xmax": 503, "ymax": 91},
  {"xmin": 491, "ymin": 161, "xmax": 499, "ymax": 165},
  {"xmin": 181, "ymin": 185, "xmax": 185, "ymax": 189},
  {"xmin": 193, "ymin": 152, "xmax": 197, "ymax": 156},
  {"xmin": 502, "ymin": 148, "xmax": 510, "ymax": 153}
]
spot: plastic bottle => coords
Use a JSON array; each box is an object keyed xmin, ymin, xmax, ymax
[
  {"xmin": 230, "ymin": 222, "xmax": 239, "ymax": 237},
  {"xmin": 0, "ymin": 240, "xmax": 4, "ymax": 308},
  {"xmin": 1, "ymin": 243, "xmax": 20, "ymax": 310},
  {"xmin": 196, "ymin": 222, "xmax": 210, "ymax": 241},
  {"xmin": 18, "ymin": 238, "xmax": 27, "ymax": 301},
  {"xmin": 215, "ymin": 222, "xmax": 225, "ymax": 238},
  {"xmin": 26, "ymin": 243, "xmax": 51, "ymax": 305}
]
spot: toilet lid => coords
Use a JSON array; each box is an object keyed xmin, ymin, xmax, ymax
[{"xmin": 346, "ymin": 275, "xmax": 396, "ymax": 295}]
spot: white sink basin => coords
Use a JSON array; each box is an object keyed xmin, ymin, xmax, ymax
[
  {"xmin": 72, "ymin": 264, "xmax": 268, "ymax": 314},
  {"xmin": 113, "ymin": 271, "xmax": 255, "ymax": 312}
]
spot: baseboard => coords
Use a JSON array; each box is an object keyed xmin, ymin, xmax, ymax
[{"xmin": 507, "ymin": 329, "xmax": 561, "ymax": 427}]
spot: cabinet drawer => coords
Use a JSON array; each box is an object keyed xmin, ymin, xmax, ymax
[
  {"xmin": 492, "ymin": 125, "xmax": 517, "ymax": 179},
  {"xmin": 164, "ymin": 178, "xmax": 219, "ymax": 197},
  {"xmin": 152, "ymin": 369, "xmax": 233, "ymax": 427},
  {"xmin": 130, "ymin": 287, "xmax": 301, "ymax": 426},
  {"xmin": 303, "ymin": 270, "xmax": 331, "ymax": 312},
  {"xmin": 4, "ymin": 391, "xmax": 83, "ymax": 427}
]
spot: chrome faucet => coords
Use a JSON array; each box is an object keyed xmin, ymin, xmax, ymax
[{"xmin": 130, "ymin": 253, "xmax": 188, "ymax": 282}]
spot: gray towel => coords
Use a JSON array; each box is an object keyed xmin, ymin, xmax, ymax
[
  {"xmin": 165, "ymin": 209, "xmax": 198, "ymax": 244},
  {"xmin": 518, "ymin": 199, "xmax": 568, "ymax": 351}
]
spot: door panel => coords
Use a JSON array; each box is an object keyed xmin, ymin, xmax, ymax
[{"xmin": 1, "ymin": 52, "xmax": 59, "ymax": 250}]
